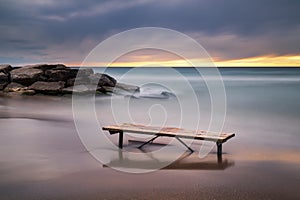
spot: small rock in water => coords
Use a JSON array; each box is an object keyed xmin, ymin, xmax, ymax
[
  {"xmin": 129, "ymin": 84, "xmax": 175, "ymax": 99},
  {"xmin": 115, "ymin": 83, "xmax": 139, "ymax": 92},
  {"xmin": 102, "ymin": 82, "xmax": 139, "ymax": 95}
]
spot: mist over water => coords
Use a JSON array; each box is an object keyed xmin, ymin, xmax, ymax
[
  {"xmin": 97, "ymin": 67, "xmax": 300, "ymax": 147},
  {"xmin": 1, "ymin": 67, "xmax": 300, "ymax": 199}
]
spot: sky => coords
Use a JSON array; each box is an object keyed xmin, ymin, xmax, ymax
[{"xmin": 0, "ymin": 0, "xmax": 300, "ymax": 67}]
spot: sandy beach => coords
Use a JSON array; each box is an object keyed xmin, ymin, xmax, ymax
[{"xmin": 1, "ymin": 79, "xmax": 300, "ymax": 200}]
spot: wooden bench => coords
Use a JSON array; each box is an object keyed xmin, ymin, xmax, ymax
[{"xmin": 102, "ymin": 123, "xmax": 235, "ymax": 157}]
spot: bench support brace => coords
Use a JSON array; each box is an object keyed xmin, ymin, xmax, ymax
[
  {"xmin": 175, "ymin": 137, "xmax": 194, "ymax": 152},
  {"xmin": 138, "ymin": 135, "xmax": 160, "ymax": 149},
  {"xmin": 138, "ymin": 135, "xmax": 194, "ymax": 153}
]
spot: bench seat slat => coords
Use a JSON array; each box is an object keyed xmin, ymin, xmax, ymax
[{"xmin": 102, "ymin": 123, "xmax": 235, "ymax": 143}]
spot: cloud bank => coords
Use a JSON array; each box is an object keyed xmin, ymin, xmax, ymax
[{"xmin": 0, "ymin": 0, "xmax": 300, "ymax": 65}]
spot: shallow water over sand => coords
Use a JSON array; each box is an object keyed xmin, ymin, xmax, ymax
[{"xmin": 1, "ymin": 68, "xmax": 300, "ymax": 199}]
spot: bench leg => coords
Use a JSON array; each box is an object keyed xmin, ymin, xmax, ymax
[
  {"xmin": 217, "ymin": 142, "xmax": 222, "ymax": 156},
  {"xmin": 138, "ymin": 135, "xmax": 160, "ymax": 149},
  {"xmin": 118, "ymin": 131, "xmax": 124, "ymax": 149},
  {"xmin": 176, "ymin": 137, "xmax": 194, "ymax": 152}
]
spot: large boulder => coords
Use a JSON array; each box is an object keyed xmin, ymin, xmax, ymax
[
  {"xmin": 45, "ymin": 69, "xmax": 70, "ymax": 81},
  {"xmin": 66, "ymin": 77, "xmax": 91, "ymax": 87},
  {"xmin": 28, "ymin": 81, "xmax": 65, "ymax": 94},
  {"xmin": 89, "ymin": 73, "xmax": 117, "ymax": 87},
  {"xmin": 11, "ymin": 67, "xmax": 44, "ymax": 86},
  {"xmin": 77, "ymin": 68, "xmax": 94, "ymax": 77},
  {"xmin": 69, "ymin": 69, "xmax": 79, "ymax": 79},
  {"xmin": 64, "ymin": 68, "xmax": 93, "ymax": 87},
  {"xmin": 0, "ymin": 72, "xmax": 9, "ymax": 90},
  {"xmin": 0, "ymin": 64, "xmax": 13, "ymax": 74}
]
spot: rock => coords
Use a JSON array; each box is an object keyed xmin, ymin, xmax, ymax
[
  {"xmin": 11, "ymin": 68, "xmax": 44, "ymax": 86},
  {"xmin": 115, "ymin": 83, "xmax": 139, "ymax": 92},
  {"xmin": 3, "ymin": 82, "xmax": 26, "ymax": 92},
  {"xmin": 2, "ymin": 82, "xmax": 35, "ymax": 95},
  {"xmin": 0, "ymin": 64, "xmax": 13, "ymax": 74},
  {"xmin": 69, "ymin": 69, "xmax": 79, "ymax": 79},
  {"xmin": 0, "ymin": 72, "xmax": 9, "ymax": 82},
  {"xmin": 25, "ymin": 64, "xmax": 71, "ymax": 82},
  {"xmin": 0, "ymin": 84, "xmax": 6, "ymax": 90},
  {"xmin": 77, "ymin": 68, "xmax": 94, "ymax": 78},
  {"xmin": 89, "ymin": 73, "xmax": 117, "ymax": 87},
  {"xmin": 0, "ymin": 72, "xmax": 9, "ymax": 90},
  {"xmin": 62, "ymin": 84, "xmax": 96, "ymax": 94},
  {"xmin": 67, "ymin": 77, "xmax": 91, "ymax": 87},
  {"xmin": 100, "ymin": 86, "xmax": 114, "ymax": 93},
  {"xmin": 51, "ymin": 64, "xmax": 68, "ymax": 70},
  {"xmin": 65, "ymin": 68, "xmax": 93, "ymax": 86},
  {"xmin": 66, "ymin": 78, "xmax": 76, "ymax": 87},
  {"xmin": 24, "ymin": 64, "xmax": 66, "ymax": 71},
  {"xmin": 130, "ymin": 85, "xmax": 175, "ymax": 99},
  {"xmin": 101, "ymin": 83, "xmax": 139, "ymax": 95},
  {"xmin": 0, "ymin": 64, "xmax": 123, "ymax": 96},
  {"xmin": 29, "ymin": 81, "xmax": 65, "ymax": 94},
  {"xmin": 21, "ymin": 90, "xmax": 36, "ymax": 95},
  {"xmin": 45, "ymin": 69, "xmax": 70, "ymax": 81}
]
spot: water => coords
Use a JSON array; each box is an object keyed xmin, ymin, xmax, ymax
[
  {"xmin": 1, "ymin": 67, "xmax": 300, "ymax": 199},
  {"xmin": 95, "ymin": 67, "xmax": 300, "ymax": 145}
]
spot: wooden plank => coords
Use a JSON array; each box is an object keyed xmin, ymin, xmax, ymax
[{"xmin": 102, "ymin": 123, "xmax": 235, "ymax": 143}]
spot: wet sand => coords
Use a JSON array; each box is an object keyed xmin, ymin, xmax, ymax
[{"xmin": 1, "ymin": 96, "xmax": 300, "ymax": 199}]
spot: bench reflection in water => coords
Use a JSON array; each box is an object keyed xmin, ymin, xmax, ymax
[{"xmin": 103, "ymin": 150, "xmax": 234, "ymax": 171}]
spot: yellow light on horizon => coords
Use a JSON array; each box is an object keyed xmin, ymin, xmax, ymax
[
  {"xmin": 66, "ymin": 54, "xmax": 300, "ymax": 67},
  {"xmin": 214, "ymin": 55, "xmax": 300, "ymax": 67}
]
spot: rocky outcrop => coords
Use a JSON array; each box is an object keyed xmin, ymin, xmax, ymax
[{"xmin": 0, "ymin": 63, "xmax": 139, "ymax": 96}]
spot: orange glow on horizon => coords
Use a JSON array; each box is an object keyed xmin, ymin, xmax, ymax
[{"xmin": 67, "ymin": 54, "xmax": 300, "ymax": 67}]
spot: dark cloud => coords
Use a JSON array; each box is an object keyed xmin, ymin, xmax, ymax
[{"xmin": 0, "ymin": 0, "xmax": 300, "ymax": 64}]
